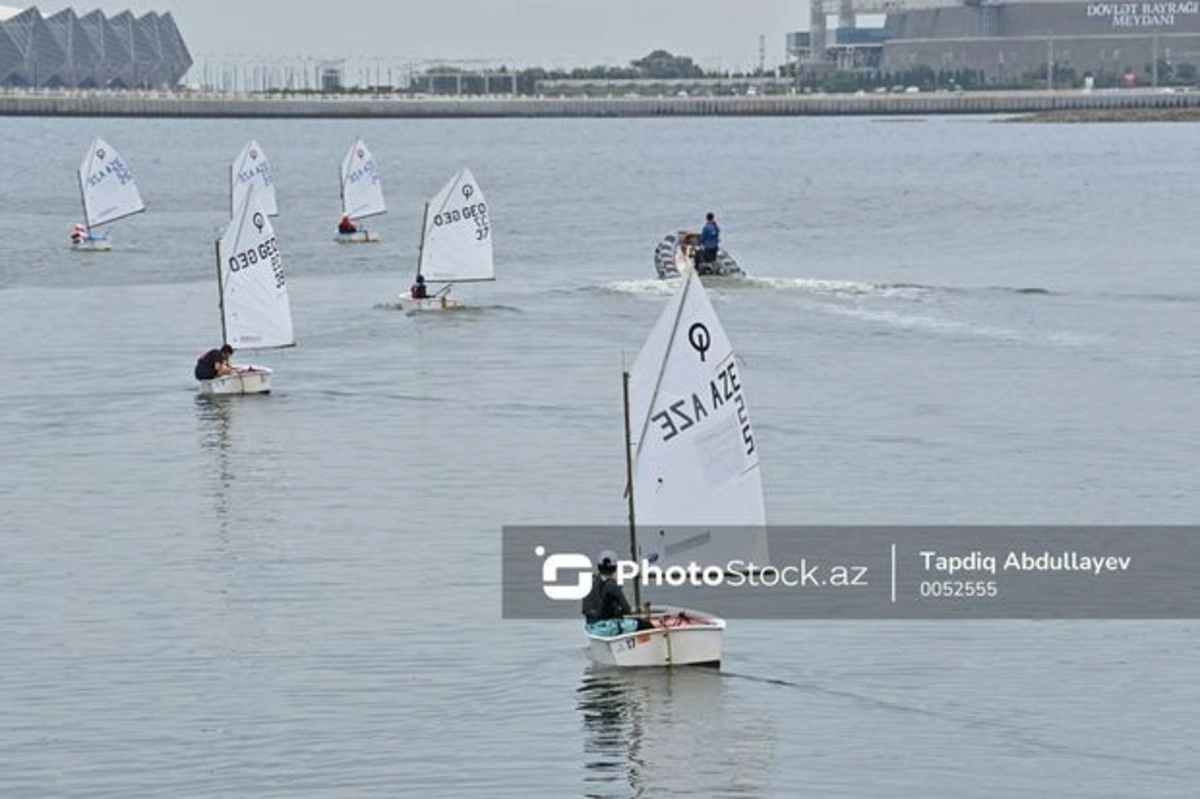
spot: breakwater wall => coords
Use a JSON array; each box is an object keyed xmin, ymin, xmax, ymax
[{"xmin": 3, "ymin": 89, "xmax": 1200, "ymax": 118}]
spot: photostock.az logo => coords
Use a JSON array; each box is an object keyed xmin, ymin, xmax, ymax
[{"xmin": 536, "ymin": 546, "xmax": 593, "ymax": 600}]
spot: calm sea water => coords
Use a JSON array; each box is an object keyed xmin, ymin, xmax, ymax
[{"xmin": 1, "ymin": 115, "xmax": 1198, "ymax": 797}]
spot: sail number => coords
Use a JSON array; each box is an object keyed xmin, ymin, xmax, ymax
[
  {"xmin": 236, "ymin": 161, "xmax": 274, "ymax": 186},
  {"xmin": 228, "ymin": 236, "xmax": 285, "ymax": 289},
  {"xmin": 346, "ymin": 162, "xmax": 378, "ymax": 185},
  {"xmin": 648, "ymin": 360, "xmax": 755, "ymax": 456},
  {"xmin": 86, "ymin": 159, "xmax": 135, "ymax": 187},
  {"xmin": 432, "ymin": 202, "xmax": 490, "ymax": 241}
]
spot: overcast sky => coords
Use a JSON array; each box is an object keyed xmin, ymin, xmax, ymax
[{"xmin": 39, "ymin": 1, "xmax": 810, "ymax": 72}]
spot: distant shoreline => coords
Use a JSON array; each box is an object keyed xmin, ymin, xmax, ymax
[
  {"xmin": 3, "ymin": 88, "xmax": 1200, "ymax": 119},
  {"xmin": 1006, "ymin": 106, "xmax": 1200, "ymax": 123}
]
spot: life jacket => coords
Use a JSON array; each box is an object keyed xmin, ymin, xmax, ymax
[{"xmin": 581, "ymin": 575, "xmax": 607, "ymax": 621}]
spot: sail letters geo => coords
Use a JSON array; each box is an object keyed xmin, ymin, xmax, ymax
[
  {"xmin": 432, "ymin": 200, "xmax": 490, "ymax": 242},
  {"xmin": 228, "ymin": 236, "xmax": 285, "ymax": 290}
]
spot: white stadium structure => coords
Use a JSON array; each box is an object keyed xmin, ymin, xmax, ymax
[{"xmin": 0, "ymin": 5, "xmax": 191, "ymax": 88}]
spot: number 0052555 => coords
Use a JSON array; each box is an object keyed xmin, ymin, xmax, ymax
[{"xmin": 918, "ymin": 581, "xmax": 998, "ymax": 598}]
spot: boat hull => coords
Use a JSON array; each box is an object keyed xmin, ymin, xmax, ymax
[
  {"xmin": 334, "ymin": 230, "xmax": 379, "ymax": 244},
  {"xmin": 197, "ymin": 365, "xmax": 273, "ymax": 396},
  {"xmin": 586, "ymin": 606, "xmax": 725, "ymax": 668},
  {"xmin": 71, "ymin": 240, "xmax": 113, "ymax": 252},
  {"xmin": 71, "ymin": 235, "xmax": 112, "ymax": 252},
  {"xmin": 399, "ymin": 295, "xmax": 460, "ymax": 311},
  {"xmin": 654, "ymin": 232, "xmax": 743, "ymax": 279}
]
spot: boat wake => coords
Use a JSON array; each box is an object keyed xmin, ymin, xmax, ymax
[
  {"xmin": 1108, "ymin": 291, "xmax": 1200, "ymax": 305},
  {"xmin": 598, "ymin": 278, "xmax": 681, "ymax": 296},
  {"xmin": 737, "ymin": 276, "xmax": 1054, "ymax": 299},
  {"xmin": 818, "ymin": 304, "xmax": 1104, "ymax": 346},
  {"xmin": 740, "ymin": 276, "xmax": 938, "ymax": 298},
  {"xmin": 372, "ymin": 302, "xmax": 521, "ymax": 314},
  {"xmin": 825, "ymin": 305, "xmax": 1026, "ymax": 340},
  {"xmin": 598, "ymin": 276, "xmax": 1054, "ymax": 299},
  {"xmin": 722, "ymin": 669, "xmax": 1172, "ymax": 767}
]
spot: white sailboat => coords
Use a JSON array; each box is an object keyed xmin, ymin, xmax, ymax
[
  {"xmin": 335, "ymin": 137, "xmax": 385, "ymax": 243},
  {"xmin": 588, "ymin": 271, "xmax": 769, "ymax": 668},
  {"xmin": 230, "ymin": 139, "xmax": 278, "ymax": 218},
  {"xmin": 70, "ymin": 138, "xmax": 145, "ymax": 251},
  {"xmin": 198, "ymin": 182, "xmax": 295, "ymax": 397},
  {"xmin": 400, "ymin": 168, "xmax": 493, "ymax": 311}
]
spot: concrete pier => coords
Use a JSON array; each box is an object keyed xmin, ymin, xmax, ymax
[{"xmin": 2, "ymin": 88, "xmax": 1200, "ymax": 118}]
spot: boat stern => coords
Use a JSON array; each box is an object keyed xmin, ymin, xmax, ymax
[
  {"xmin": 586, "ymin": 606, "xmax": 724, "ymax": 668},
  {"xmin": 653, "ymin": 232, "xmax": 744, "ymax": 279},
  {"xmin": 400, "ymin": 295, "xmax": 459, "ymax": 312},
  {"xmin": 197, "ymin": 365, "xmax": 273, "ymax": 396},
  {"xmin": 334, "ymin": 230, "xmax": 379, "ymax": 244},
  {"xmin": 71, "ymin": 238, "xmax": 113, "ymax": 252}
]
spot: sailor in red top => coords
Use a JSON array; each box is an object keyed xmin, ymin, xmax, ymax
[{"xmin": 410, "ymin": 274, "xmax": 429, "ymax": 299}]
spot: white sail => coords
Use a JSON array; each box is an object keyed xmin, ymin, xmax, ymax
[
  {"xmin": 340, "ymin": 137, "xmax": 386, "ymax": 220},
  {"xmin": 629, "ymin": 271, "xmax": 768, "ymax": 568},
  {"xmin": 417, "ymin": 168, "xmax": 493, "ymax": 283},
  {"xmin": 230, "ymin": 139, "xmax": 278, "ymax": 217},
  {"xmin": 218, "ymin": 182, "xmax": 294, "ymax": 350},
  {"xmin": 78, "ymin": 138, "xmax": 145, "ymax": 228}
]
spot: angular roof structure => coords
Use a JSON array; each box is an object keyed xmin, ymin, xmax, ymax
[{"xmin": 0, "ymin": 6, "xmax": 191, "ymax": 88}]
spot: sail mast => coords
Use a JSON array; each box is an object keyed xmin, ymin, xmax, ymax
[
  {"xmin": 339, "ymin": 139, "xmax": 351, "ymax": 219},
  {"xmin": 415, "ymin": 201, "xmax": 429, "ymax": 278},
  {"xmin": 622, "ymin": 368, "xmax": 642, "ymax": 612},
  {"xmin": 77, "ymin": 150, "xmax": 90, "ymax": 231},
  {"xmin": 339, "ymin": 159, "xmax": 347, "ymax": 219},
  {"xmin": 214, "ymin": 236, "xmax": 227, "ymax": 346}
]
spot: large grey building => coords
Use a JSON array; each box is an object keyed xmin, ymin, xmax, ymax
[
  {"xmin": 884, "ymin": 0, "xmax": 1200, "ymax": 81},
  {"xmin": 792, "ymin": 0, "xmax": 1200, "ymax": 83},
  {"xmin": 0, "ymin": 5, "xmax": 192, "ymax": 88}
]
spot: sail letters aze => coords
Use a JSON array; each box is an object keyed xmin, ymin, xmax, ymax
[{"xmin": 647, "ymin": 355, "xmax": 755, "ymax": 456}]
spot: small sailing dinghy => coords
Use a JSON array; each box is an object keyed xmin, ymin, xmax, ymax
[
  {"xmin": 400, "ymin": 168, "xmax": 492, "ymax": 311},
  {"xmin": 587, "ymin": 270, "xmax": 768, "ymax": 668},
  {"xmin": 334, "ymin": 137, "xmax": 385, "ymax": 243},
  {"xmin": 71, "ymin": 138, "xmax": 145, "ymax": 251},
  {"xmin": 198, "ymin": 182, "xmax": 295, "ymax": 397},
  {"xmin": 230, "ymin": 139, "xmax": 278, "ymax": 218}
]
